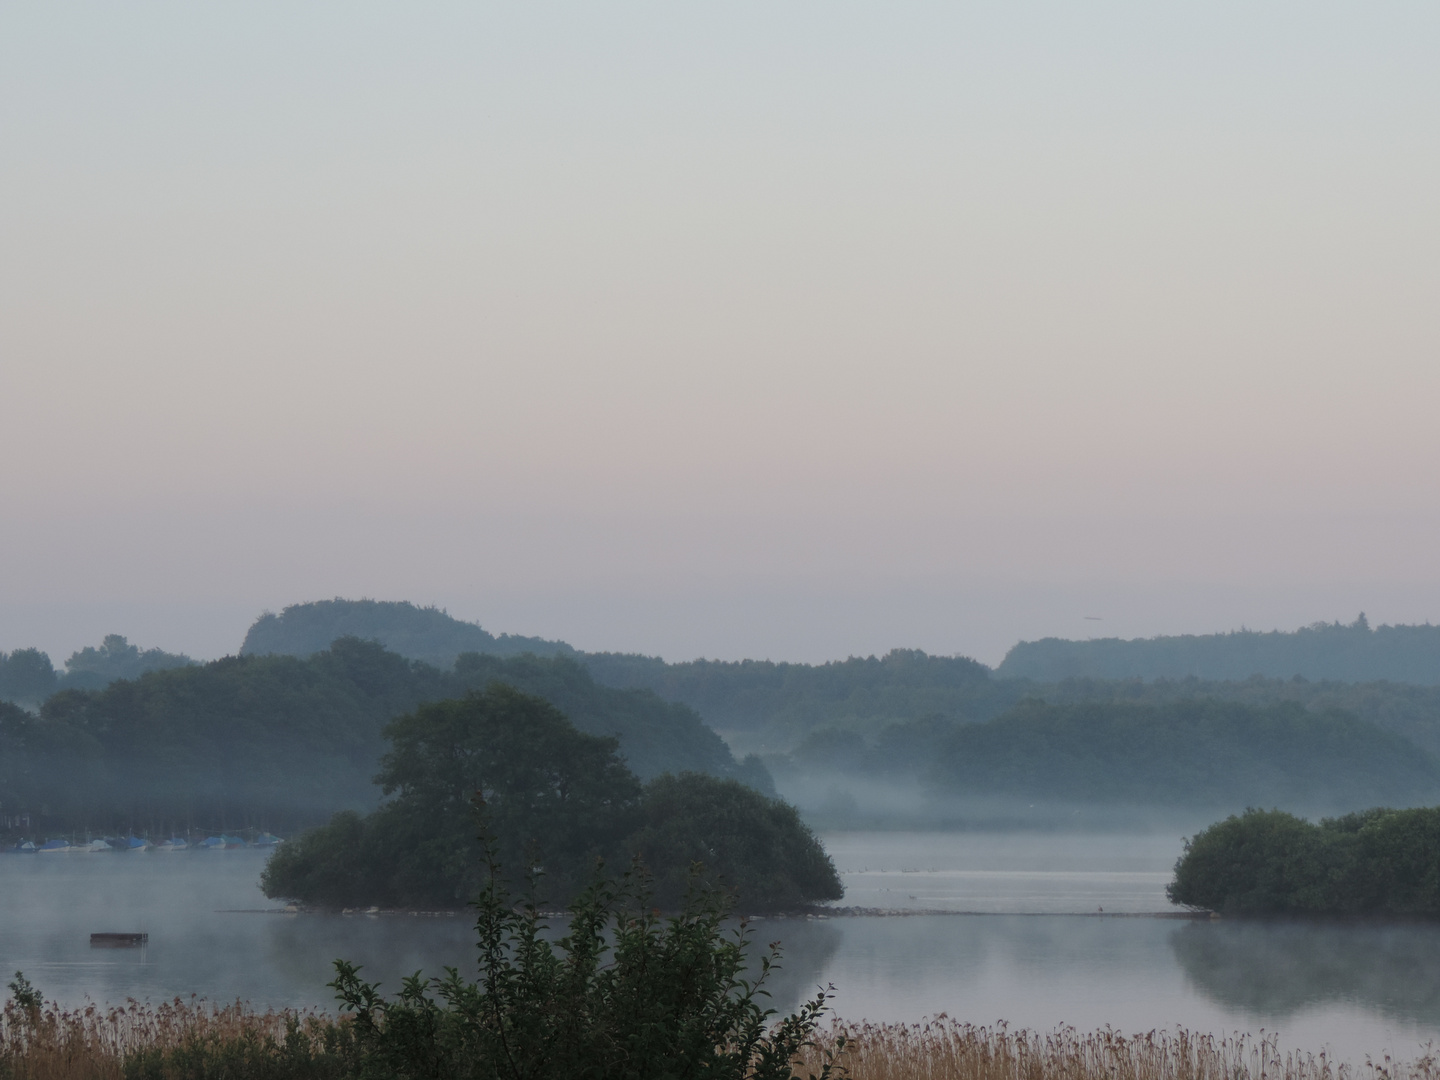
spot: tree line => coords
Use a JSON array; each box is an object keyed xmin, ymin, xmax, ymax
[
  {"xmin": 0, "ymin": 639, "xmax": 768, "ymax": 839},
  {"xmin": 998, "ymin": 613, "xmax": 1440, "ymax": 684},
  {"xmin": 0, "ymin": 635, "xmax": 194, "ymax": 707},
  {"xmin": 775, "ymin": 698, "xmax": 1440, "ymax": 821}
]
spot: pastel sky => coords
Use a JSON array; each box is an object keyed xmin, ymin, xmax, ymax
[{"xmin": 3, "ymin": 2, "xmax": 1438, "ymax": 666}]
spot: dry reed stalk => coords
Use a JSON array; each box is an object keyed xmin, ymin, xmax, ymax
[
  {"xmin": 793, "ymin": 1018, "xmax": 1440, "ymax": 1080},
  {"xmin": 0, "ymin": 998, "xmax": 340, "ymax": 1080}
]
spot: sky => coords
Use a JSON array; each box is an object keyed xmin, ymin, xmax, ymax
[{"xmin": 3, "ymin": 2, "xmax": 1439, "ymax": 667}]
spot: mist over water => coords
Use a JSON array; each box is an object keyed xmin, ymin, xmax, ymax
[
  {"xmin": 823, "ymin": 832, "xmax": 1176, "ymax": 913},
  {"xmin": 7, "ymin": 834, "xmax": 1440, "ymax": 1067}
]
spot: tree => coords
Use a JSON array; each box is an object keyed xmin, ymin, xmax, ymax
[
  {"xmin": 263, "ymin": 687, "xmax": 844, "ymax": 912},
  {"xmin": 0, "ymin": 649, "xmax": 57, "ymax": 705},
  {"xmin": 627, "ymin": 773, "xmax": 843, "ymax": 910},
  {"xmin": 263, "ymin": 686, "xmax": 644, "ymax": 908},
  {"xmin": 378, "ymin": 686, "xmax": 643, "ymax": 898},
  {"xmin": 61, "ymin": 634, "xmax": 193, "ymax": 690},
  {"xmin": 1167, "ymin": 809, "xmax": 1333, "ymax": 915}
]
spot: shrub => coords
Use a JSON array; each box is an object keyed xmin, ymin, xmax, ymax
[
  {"xmin": 1169, "ymin": 806, "xmax": 1440, "ymax": 916},
  {"xmin": 625, "ymin": 773, "xmax": 844, "ymax": 910},
  {"xmin": 330, "ymin": 834, "xmax": 845, "ymax": 1080}
]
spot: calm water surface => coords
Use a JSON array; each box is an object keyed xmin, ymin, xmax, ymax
[{"xmin": 3, "ymin": 833, "xmax": 1440, "ymax": 1066}]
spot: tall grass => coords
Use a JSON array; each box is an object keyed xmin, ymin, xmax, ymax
[
  {"xmin": 796, "ymin": 1018, "xmax": 1440, "ymax": 1080},
  {"xmin": 0, "ymin": 993, "xmax": 351, "ymax": 1080},
  {"xmin": 4, "ymin": 998, "xmax": 1438, "ymax": 1080}
]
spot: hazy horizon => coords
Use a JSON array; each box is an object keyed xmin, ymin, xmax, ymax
[
  {"xmin": 4, "ymin": 2, "xmax": 1438, "ymax": 667},
  {"xmin": 2, "ymin": 593, "xmax": 1432, "ymax": 672}
]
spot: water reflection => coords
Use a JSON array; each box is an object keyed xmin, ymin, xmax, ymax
[
  {"xmin": 1171, "ymin": 920, "xmax": 1440, "ymax": 1025},
  {"xmin": 10, "ymin": 837, "xmax": 1440, "ymax": 1067},
  {"xmin": 263, "ymin": 914, "xmax": 475, "ymax": 999}
]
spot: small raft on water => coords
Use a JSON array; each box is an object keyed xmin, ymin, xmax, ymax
[{"xmin": 90, "ymin": 933, "xmax": 148, "ymax": 948}]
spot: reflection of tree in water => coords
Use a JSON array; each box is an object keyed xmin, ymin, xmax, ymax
[
  {"xmin": 745, "ymin": 919, "xmax": 842, "ymax": 1018},
  {"xmin": 1171, "ymin": 921, "xmax": 1440, "ymax": 1024},
  {"xmin": 260, "ymin": 912, "xmax": 842, "ymax": 1017},
  {"xmin": 264, "ymin": 914, "xmax": 483, "ymax": 1006}
]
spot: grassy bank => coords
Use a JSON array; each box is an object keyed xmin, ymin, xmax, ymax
[{"xmin": 3, "ymin": 1000, "xmax": 1433, "ymax": 1080}]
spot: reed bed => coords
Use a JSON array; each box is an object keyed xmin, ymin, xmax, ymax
[
  {"xmin": 4, "ymin": 999, "xmax": 1438, "ymax": 1080},
  {"xmin": 0, "ymin": 996, "xmax": 349, "ymax": 1080},
  {"xmin": 795, "ymin": 1018, "xmax": 1440, "ymax": 1080}
]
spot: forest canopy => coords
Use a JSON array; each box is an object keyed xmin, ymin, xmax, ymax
[
  {"xmin": 228, "ymin": 601, "xmax": 1440, "ymax": 758},
  {"xmin": 775, "ymin": 698, "xmax": 1440, "ymax": 822},
  {"xmin": 0, "ymin": 636, "xmax": 192, "ymax": 706},
  {"xmin": 13, "ymin": 600, "xmax": 1440, "ymax": 836},
  {"xmin": 998, "ymin": 614, "xmax": 1440, "ymax": 684},
  {"xmin": 0, "ymin": 639, "xmax": 767, "ymax": 838}
]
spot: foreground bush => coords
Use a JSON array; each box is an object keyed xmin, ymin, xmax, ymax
[
  {"xmin": 329, "ymin": 841, "xmax": 842, "ymax": 1080},
  {"xmin": 1169, "ymin": 806, "xmax": 1440, "ymax": 916},
  {"xmin": 262, "ymin": 685, "xmax": 841, "ymax": 911}
]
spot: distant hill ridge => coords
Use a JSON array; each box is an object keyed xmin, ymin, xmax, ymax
[
  {"xmin": 237, "ymin": 600, "xmax": 1006, "ymax": 738},
  {"xmin": 241, "ymin": 599, "xmax": 575, "ymax": 668},
  {"xmin": 997, "ymin": 614, "xmax": 1440, "ymax": 685}
]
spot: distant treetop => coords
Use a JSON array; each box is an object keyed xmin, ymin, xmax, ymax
[
  {"xmin": 996, "ymin": 614, "xmax": 1440, "ymax": 684},
  {"xmin": 240, "ymin": 598, "xmax": 575, "ymax": 668},
  {"xmin": 63, "ymin": 634, "xmax": 194, "ymax": 690}
]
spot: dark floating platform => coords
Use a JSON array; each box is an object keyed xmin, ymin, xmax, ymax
[{"xmin": 90, "ymin": 932, "xmax": 148, "ymax": 948}]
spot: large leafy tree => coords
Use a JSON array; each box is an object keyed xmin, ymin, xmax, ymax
[
  {"xmin": 264, "ymin": 687, "xmax": 842, "ymax": 912},
  {"xmin": 374, "ymin": 686, "xmax": 643, "ymax": 900},
  {"xmin": 0, "ymin": 649, "xmax": 57, "ymax": 706}
]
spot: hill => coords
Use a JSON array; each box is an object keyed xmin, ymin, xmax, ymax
[
  {"xmin": 997, "ymin": 614, "xmax": 1440, "ymax": 684},
  {"xmin": 240, "ymin": 599, "xmax": 574, "ymax": 668}
]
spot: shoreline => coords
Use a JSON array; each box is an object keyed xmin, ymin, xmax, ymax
[{"xmin": 218, "ymin": 905, "xmax": 1207, "ymax": 919}]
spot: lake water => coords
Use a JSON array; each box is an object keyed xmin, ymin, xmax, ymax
[{"xmin": 4, "ymin": 832, "xmax": 1440, "ymax": 1067}]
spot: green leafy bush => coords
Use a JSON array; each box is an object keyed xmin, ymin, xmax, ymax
[
  {"xmin": 628, "ymin": 773, "xmax": 844, "ymax": 910},
  {"xmin": 1169, "ymin": 806, "xmax": 1440, "ymax": 915},
  {"xmin": 331, "ymin": 837, "xmax": 844, "ymax": 1080}
]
